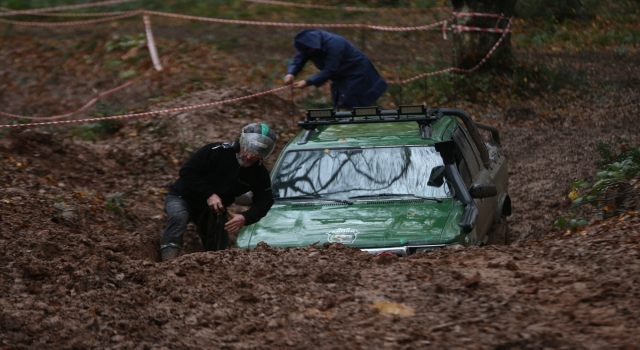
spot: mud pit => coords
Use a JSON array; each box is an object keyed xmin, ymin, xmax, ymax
[{"xmin": 2, "ymin": 39, "xmax": 640, "ymax": 350}]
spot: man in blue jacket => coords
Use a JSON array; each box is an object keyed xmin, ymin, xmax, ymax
[{"xmin": 283, "ymin": 29, "xmax": 388, "ymax": 109}]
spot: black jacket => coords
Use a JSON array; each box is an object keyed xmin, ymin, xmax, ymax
[{"xmin": 168, "ymin": 142, "xmax": 274, "ymax": 225}]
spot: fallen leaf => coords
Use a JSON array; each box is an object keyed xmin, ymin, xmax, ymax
[
  {"xmin": 462, "ymin": 272, "xmax": 481, "ymax": 288},
  {"xmin": 518, "ymin": 286, "xmax": 538, "ymax": 294},
  {"xmin": 371, "ymin": 301, "xmax": 415, "ymax": 317},
  {"xmin": 568, "ymin": 189, "xmax": 579, "ymax": 201}
]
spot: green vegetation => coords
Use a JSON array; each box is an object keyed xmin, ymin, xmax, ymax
[
  {"xmin": 555, "ymin": 139, "xmax": 640, "ymax": 229},
  {"xmin": 104, "ymin": 34, "xmax": 146, "ymax": 53},
  {"xmin": 596, "ymin": 138, "xmax": 640, "ymax": 171},
  {"xmin": 513, "ymin": 61, "xmax": 588, "ymax": 97},
  {"xmin": 106, "ymin": 192, "xmax": 126, "ymax": 213},
  {"xmin": 70, "ymin": 103, "xmax": 125, "ymax": 141}
]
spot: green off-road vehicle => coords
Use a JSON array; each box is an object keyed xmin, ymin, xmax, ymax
[{"xmin": 236, "ymin": 105, "xmax": 511, "ymax": 256}]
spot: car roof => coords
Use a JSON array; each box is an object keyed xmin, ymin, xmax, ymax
[{"xmin": 286, "ymin": 114, "xmax": 459, "ymax": 151}]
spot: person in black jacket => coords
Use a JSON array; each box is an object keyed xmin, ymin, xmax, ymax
[{"xmin": 160, "ymin": 123, "xmax": 277, "ymax": 261}]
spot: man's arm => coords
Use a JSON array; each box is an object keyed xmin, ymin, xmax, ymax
[
  {"xmin": 306, "ymin": 39, "xmax": 345, "ymax": 87},
  {"xmin": 224, "ymin": 169, "xmax": 274, "ymax": 233},
  {"xmin": 178, "ymin": 144, "xmax": 218, "ymax": 201},
  {"xmin": 286, "ymin": 50, "xmax": 309, "ymax": 77},
  {"xmin": 239, "ymin": 168, "xmax": 274, "ymax": 226}
]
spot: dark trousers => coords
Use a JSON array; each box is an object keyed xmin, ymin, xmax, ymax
[{"xmin": 161, "ymin": 194, "xmax": 228, "ymax": 251}]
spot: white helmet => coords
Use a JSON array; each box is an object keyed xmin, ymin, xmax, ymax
[{"xmin": 237, "ymin": 123, "xmax": 277, "ymax": 159}]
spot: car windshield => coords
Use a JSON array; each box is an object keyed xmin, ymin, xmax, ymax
[{"xmin": 272, "ymin": 146, "xmax": 451, "ymax": 200}]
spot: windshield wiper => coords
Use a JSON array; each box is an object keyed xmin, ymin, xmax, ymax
[
  {"xmin": 275, "ymin": 194, "xmax": 353, "ymax": 204},
  {"xmin": 349, "ymin": 193, "xmax": 442, "ymax": 202}
]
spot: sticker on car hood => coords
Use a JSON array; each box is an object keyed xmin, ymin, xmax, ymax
[{"xmin": 327, "ymin": 228, "xmax": 359, "ymax": 243}]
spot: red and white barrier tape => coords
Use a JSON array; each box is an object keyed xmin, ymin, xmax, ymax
[
  {"xmin": 451, "ymin": 25, "xmax": 506, "ymax": 34},
  {"xmin": 0, "ymin": 10, "xmax": 142, "ymax": 26},
  {"xmin": 452, "ymin": 12, "xmax": 508, "ymax": 19},
  {"xmin": 0, "ymin": 86, "xmax": 289, "ymax": 129},
  {"xmin": 0, "ymin": 7, "xmax": 507, "ymax": 34},
  {"xmin": 455, "ymin": 16, "xmax": 513, "ymax": 73},
  {"xmin": 0, "ymin": 5, "xmax": 513, "ymax": 127},
  {"xmin": 143, "ymin": 10, "xmax": 449, "ymax": 32},
  {"xmin": 0, "ymin": 0, "xmax": 139, "ymax": 17},
  {"xmin": 0, "ymin": 17, "xmax": 512, "ymax": 127},
  {"xmin": 451, "ymin": 12, "xmax": 508, "ymax": 34},
  {"xmin": 0, "ymin": 9, "xmax": 447, "ymax": 32},
  {"xmin": 0, "ymin": 13, "xmax": 509, "ymax": 127},
  {"xmin": 400, "ymin": 16, "xmax": 513, "ymax": 84},
  {"xmin": 4, "ymin": 11, "xmax": 135, "ymax": 17},
  {"xmin": 0, "ymin": 0, "xmax": 450, "ymax": 16},
  {"xmin": 0, "ymin": 78, "xmax": 140, "ymax": 121},
  {"xmin": 241, "ymin": 0, "xmax": 452, "ymax": 12}
]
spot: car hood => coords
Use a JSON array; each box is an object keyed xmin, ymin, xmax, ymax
[{"xmin": 236, "ymin": 198, "xmax": 457, "ymax": 249}]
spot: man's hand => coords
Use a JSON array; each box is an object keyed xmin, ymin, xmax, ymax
[
  {"xmin": 207, "ymin": 193, "xmax": 224, "ymax": 213},
  {"xmin": 224, "ymin": 213, "xmax": 246, "ymax": 234},
  {"xmin": 292, "ymin": 80, "xmax": 307, "ymax": 89},
  {"xmin": 283, "ymin": 74, "xmax": 295, "ymax": 85}
]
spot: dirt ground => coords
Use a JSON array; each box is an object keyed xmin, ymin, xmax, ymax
[{"xmin": 1, "ymin": 14, "xmax": 640, "ymax": 350}]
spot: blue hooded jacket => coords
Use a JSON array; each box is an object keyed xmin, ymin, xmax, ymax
[{"xmin": 286, "ymin": 29, "xmax": 388, "ymax": 108}]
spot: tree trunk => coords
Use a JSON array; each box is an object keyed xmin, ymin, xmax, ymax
[
  {"xmin": 516, "ymin": 0, "xmax": 591, "ymax": 21},
  {"xmin": 452, "ymin": 0, "xmax": 517, "ymax": 75}
]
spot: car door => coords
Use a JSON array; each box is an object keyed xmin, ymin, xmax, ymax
[{"xmin": 452, "ymin": 127, "xmax": 496, "ymax": 241}]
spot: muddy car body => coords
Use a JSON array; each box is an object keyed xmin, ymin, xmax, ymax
[{"xmin": 236, "ymin": 106, "xmax": 511, "ymax": 255}]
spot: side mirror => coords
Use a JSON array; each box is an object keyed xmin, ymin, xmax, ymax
[
  {"xmin": 428, "ymin": 165, "xmax": 446, "ymax": 187},
  {"xmin": 469, "ymin": 183, "xmax": 497, "ymax": 198}
]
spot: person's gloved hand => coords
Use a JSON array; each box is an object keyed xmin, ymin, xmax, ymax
[
  {"xmin": 224, "ymin": 213, "xmax": 246, "ymax": 234},
  {"xmin": 207, "ymin": 193, "xmax": 224, "ymax": 213},
  {"xmin": 283, "ymin": 74, "xmax": 295, "ymax": 85}
]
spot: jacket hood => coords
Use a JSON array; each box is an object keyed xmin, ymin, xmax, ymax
[{"xmin": 293, "ymin": 29, "xmax": 322, "ymax": 51}]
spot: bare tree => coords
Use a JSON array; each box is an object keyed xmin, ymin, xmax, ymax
[{"xmin": 451, "ymin": 0, "xmax": 517, "ymax": 75}]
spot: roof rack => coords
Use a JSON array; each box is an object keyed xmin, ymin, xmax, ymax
[
  {"xmin": 296, "ymin": 105, "xmax": 494, "ymax": 170},
  {"xmin": 298, "ymin": 105, "xmax": 442, "ymax": 130}
]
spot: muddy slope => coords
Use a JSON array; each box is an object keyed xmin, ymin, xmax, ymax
[{"xmin": 1, "ymin": 43, "xmax": 640, "ymax": 350}]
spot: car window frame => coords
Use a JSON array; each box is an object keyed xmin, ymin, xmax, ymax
[{"xmin": 452, "ymin": 126, "xmax": 483, "ymax": 181}]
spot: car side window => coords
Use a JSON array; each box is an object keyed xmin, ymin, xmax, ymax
[
  {"xmin": 453, "ymin": 145, "xmax": 472, "ymax": 188},
  {"xmin": 452, "ymin": 127, "xmax": 482, "ymax": 180},
  {"xmin": 457, "ymin": 157, "xmax": 473, "ymax": 188}
]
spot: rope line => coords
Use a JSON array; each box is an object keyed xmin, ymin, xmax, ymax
[
  {"xmin": 142, "ymin": 10, "xmax": 451, "ymax": 32},
  {"xmin": 240, "ymin": 0, "xmax": 452, "ymax": 12},
  {"xmin": 400, "ymin": 17, "xmax": 513, "ymax": 84},
  {"xmin": 0, "ymin": 17, "xmax": 511, "ymax": 127},
  {"xmin": 0, "ymin": 7, "xmax": 509, "ymax": 35},
  {"xmin": 0, "ymin": 9, "xmax": 444, "ymax": 31},
  {"xmin": 0, "ymin": 4, "xmax": 514, "ymax": 128},
  {"xmin": 3, "ymin": 10, "xmax": 135, "ymax": 17},
  {"xmin": 0, "ymin": 0, "xmax": 139, "ymax": 17},
  {"xmin": 0, "ymin": 10, "xmax": 142, "ymax": 26},
  {"xmin": 0, "ymin": 86, "xmax": 289, "ymax": 129}
]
